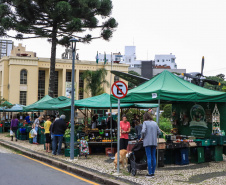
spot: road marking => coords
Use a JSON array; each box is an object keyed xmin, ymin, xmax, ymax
[{"xmin": 18, "ymin": 154, "xmax": 99, "ymax": 185}]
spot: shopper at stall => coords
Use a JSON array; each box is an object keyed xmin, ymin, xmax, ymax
[
  {"xmin": 131, "ymin": 114, "xmax": 138, "ymax": 128},
  {"xmin": 120, "ymin": 115, "xmax": 131, "ymax": 150},
  {"xmin": 44, "ymin": 116, "xmax": 52, "ymax": 153},
  {"xmin": 107, "ymin": 113, "xmax": 117, "ymax": 129},
  {"xmin": 52, "ymin": 115, "xmax": 67, "ymax": 155},
  {"xmin": 135, "ymin": 120, "xmax": 143, "ymax": 140},
  {"xmin": 91, "ymin": 115, "xmax": 98, "ymax": 129},
  {"xmin": 141, "ymin": 112, "xmax": 161, "ymax": 178},
  {"xmin": 32, "ymin": 116, "xmax": 44, "ymax": 144},
  {"xmin": 25, "ymin": 113, "xmax": 31, "ymax": 124},
  {"xmin": 10, "ymin": 115, "xmax": 19, "ymax": 141},
  {"xmin": 49, "ymin": 116, "xmax": 59, "ymax": 140}
]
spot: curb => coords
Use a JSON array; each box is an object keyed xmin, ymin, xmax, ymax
[{"xmin": 0, "ymin": 140, "xmax": 137, "ymax": 185}]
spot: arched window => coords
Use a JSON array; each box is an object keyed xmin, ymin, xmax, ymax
[
  {"xmin": 114, "ymin": 76, "xmax": 119, "ymax": 82},
  {"xmin": 20, "ymin": 70, "xmax": 27, "ymax": 84}
]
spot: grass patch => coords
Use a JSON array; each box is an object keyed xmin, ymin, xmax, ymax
[{"xmin": 5, "ymin": 134, "xmax": 10, "ymax": 137}]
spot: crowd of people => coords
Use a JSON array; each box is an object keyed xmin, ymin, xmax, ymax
[
  {"xmin": 9, "ymin": 110, "xmax": 160, "ymax": 178},
  {"xmin": 10, "ymin": 114, "xmax": 68, "ymax": 155}
]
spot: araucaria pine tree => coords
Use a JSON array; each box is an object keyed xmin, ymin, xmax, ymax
[{"xmin": 0, "ymin": 0, "xmax": 118, "ymax": 97}]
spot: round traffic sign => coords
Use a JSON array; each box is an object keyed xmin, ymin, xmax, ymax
[{"xmin": 111, "ymin": 81, "xmax": 128, "ymax": 99}]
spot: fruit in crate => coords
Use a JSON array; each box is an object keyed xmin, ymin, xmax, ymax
[{"xmin": 77, "ymin": 139, "xmax": 80, "ymax": 142}]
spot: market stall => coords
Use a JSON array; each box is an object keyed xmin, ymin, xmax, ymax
[
  {"xmin": 52, "ymin": 93, "xmax": 159, "ymax": 155},
  {"xmin": 0, "ymin": 101, "xmax": 14, "ymax": 132},
  {"xmin": 111, "ymin": 70, "xmax": 226, "ymax": 166}
]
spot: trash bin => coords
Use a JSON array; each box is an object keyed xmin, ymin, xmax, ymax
[
  {"xmin": 210, "ymin": 146, "xmax": 223, "ymax": 161},
  {"xmin": 204, "ymin": 147, "xmax": 212, "ymax": 162},
  {"xmin": 157, "ymin": 149, "xmax": 165, "ymax": 167},
  {"xmin": 190, "ymin": 147, "xmax": 205, "ymax": 163},
  {"xmin": 164, "ymin": 149, "xmax": 175, "ymax": 165},
  {"xmin": 175, "ymin": 148, "xmax": 189, "ymax": 165}
]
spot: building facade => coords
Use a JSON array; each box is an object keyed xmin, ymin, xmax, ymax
[
  {"xmin": 0, "ymin": 44, "xmax": 128, "ymax": 105},
  {"xmin": 0, "ymin": 40, "xmax": 13, "ymax": 59},
  {"xmin": 155, "ymin": 53, "xmax": 177, "ymax": 69}
]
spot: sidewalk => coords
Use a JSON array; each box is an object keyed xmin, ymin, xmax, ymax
[{"xmin": 0, "ymin": 133, "xmax": 226, "ymax": 185}]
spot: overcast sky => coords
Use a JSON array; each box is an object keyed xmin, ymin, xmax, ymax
[{"xmin": 5, "ymin": 0, "xmax": 226, "ymax": 76}]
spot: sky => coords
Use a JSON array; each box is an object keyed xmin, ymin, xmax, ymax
[{"xmin": 3, "ymin": 0, "xmax": 226, "ymax": 76}]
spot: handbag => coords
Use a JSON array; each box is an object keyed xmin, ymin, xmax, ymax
[
  {"xmin": 30, "ymin": 128, "xmax": 37, "ymax": 138},
  {"xmin": 10, "ymin": 130, "xmax": 14, "ymax": 136}
]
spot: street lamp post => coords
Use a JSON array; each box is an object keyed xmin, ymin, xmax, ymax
[{"xmin": 69, "ymin": 38, "xmax": 79, "ymax": 160}]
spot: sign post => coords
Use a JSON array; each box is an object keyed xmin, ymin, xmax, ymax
[{"xmin": 112, "ymin": 81, "xmax": 128, "ymax": 174}]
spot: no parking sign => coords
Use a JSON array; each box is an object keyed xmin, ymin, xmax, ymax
[
  {"xmin": 111, "ymin": 81, "xmax": 128, "ymax": 174},
  {"xmin": 111, "ymin": 81, "xmax": 128, "ymax": 99}
]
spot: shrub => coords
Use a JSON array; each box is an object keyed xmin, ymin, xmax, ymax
[{"xmin": 162, "ymin": 104, "xmax": 172, "ymax": 118}]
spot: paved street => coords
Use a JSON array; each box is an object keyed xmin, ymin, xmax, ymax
[{"xmin": 0, "ymin": 145, "xmax": 99, "ymax": 185}]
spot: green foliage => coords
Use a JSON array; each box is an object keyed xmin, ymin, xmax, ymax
[
  {"xmin": 159, "ymin": 117, "xmax": 172, "ymax": 134},
  {"xmin": 125, "ymin": 108, "xmax": 146, "ymax": 124},
  {"xmin": 153, "ymin": 117, "xmax": 172, "ymax": 134},
  {"xmin": 204, "ymin": 75, "xmax": 226, "ymax": 91},
  {"xmin": 82, "ymin": 68, "xmax": 109, "ymax": 96},
  {"xmin": 128, "ymin": 71, "xmax": 141, "ymax": 89},
  {"xmin": 0, "ymin": 0, "xmax": 117, "ymax": 97},
  {"xmin": 162, "ymin": 104, "xmax": 172, "ymax": 118},
  {"xmin": 0, "ymin": 0, "xmax": 117, "ymax": 43}
]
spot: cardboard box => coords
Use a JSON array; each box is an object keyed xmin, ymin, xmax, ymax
[
  {"xmin": 157, "ymin": 143, "xmax": 166, "ymax": 149},
  {"xmin": 157, "ymin": 138, "xmax": 166, "ymax": 143},
  {"xmin": 189, "ymin": 142, "xmax": 197, "ymax": 147}
]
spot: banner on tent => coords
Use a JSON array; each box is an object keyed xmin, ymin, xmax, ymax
[{"xmin": 65, "ymin": 82, "xmax": 76, "ymax": 99}]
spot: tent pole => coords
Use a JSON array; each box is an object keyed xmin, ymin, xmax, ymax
[{"xmin": 156, "ymin": 99, "xmax": 160, "ymax": 168}]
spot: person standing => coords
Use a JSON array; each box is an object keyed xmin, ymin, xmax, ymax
[
  {"xmin": 44, "ymin": 116, "xmax": 52, "ymax": 153},
  {"xmin": 120, "ymin": 115, "xmax": 131, "ymax": 150},
  {"xmin": 141, "ymin": 112, "xmax": 161, "ymax": 178},
  {"xmin": 91, "ymin": 115, "xmax": 98, "ymax": 129},
  {"xmin": 52, "ymin": 115, "xmax": 67, "ymax": 155},
  {"xmin": 135, "ymin": 121, "xmax": 143, "ymax": 140},
  {"xmin": 10, "ymin": 115, "xmax": 19, "ymax": 141},
  {"xmin": 32, "ymin": 116, "xmax": 44, "ymax": 144},
  {"xmin": 25, "ymin": 114, "xmax": 31, "ymax": 124}
]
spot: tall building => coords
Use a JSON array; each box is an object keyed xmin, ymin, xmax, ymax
[
  {"xmin": 0, "ymin": 40, "xmax": 13, "ymax": 59},
  {"xmin": 155, "ymin": 53, "xmax": 177, "ymax": 69},
  {"xmin": 0, "ymin": 44, "xmax": 128, "ymax": 105}
]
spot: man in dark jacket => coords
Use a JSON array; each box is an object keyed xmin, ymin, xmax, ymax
[{"xmin": 52, "ymin": 115, "xmax": 67, "ymax": 155}]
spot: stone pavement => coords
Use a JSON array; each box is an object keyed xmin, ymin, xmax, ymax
[{"xmin": 0, "ymin": 133, "xmax": 226, "ymax": 185}]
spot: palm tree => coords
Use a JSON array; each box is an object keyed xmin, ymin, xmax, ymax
[{"xmin": 82, "ymin": 68, "xmax": 109, "ymax": 97}]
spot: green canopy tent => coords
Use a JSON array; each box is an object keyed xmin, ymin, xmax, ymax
[
  {"xmin": 23, "ymin": 95, "xmax": 53, "ymax": 111},
  {"xmin": 52, "ymin": 93, "xmax": 159, "ymax": 109},
  {"xmin": 110, "ymin": 70, "xmax": 226, "ymax": 166},
  {"xmin": 1, "ymin": 101, "xmax": 13, "ymax": 107},
  {"xmin": 29, "ymin": 96, "xmax": 71, "ymax": 111},
  {"xmin": 110, "ymin": 70, "xmax": 226, "ymax": 134},
  {"xmin": 0, "ymin": 104, "xmax": 24, "ymax": 112},
  {"xmin": 111, "ymin": 70, "xmax": 226, "ymax": 104}
]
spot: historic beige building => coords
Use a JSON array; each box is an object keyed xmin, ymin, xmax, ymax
[{"xmin": 0, "ymin": 44, "xmax": 129, "ymax": 105}]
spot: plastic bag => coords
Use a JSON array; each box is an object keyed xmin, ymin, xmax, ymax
[
  {"xmin": 30, "ymin": 129, "xmax": 37, "ymax": 138},
  {"xmin": 10, "ymin": 130, "xmax": 14, "ymax": 136}
]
